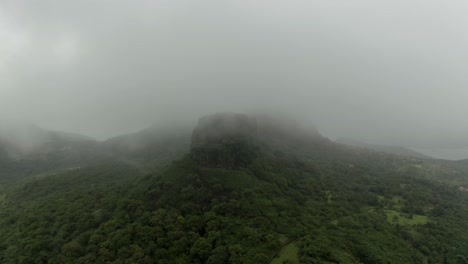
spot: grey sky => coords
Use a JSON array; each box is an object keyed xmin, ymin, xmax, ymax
[{"xmin": 1, "ymin": 0, "xmax": 468, "ymax": 158}]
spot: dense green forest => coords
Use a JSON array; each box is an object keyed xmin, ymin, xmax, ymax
[{"xmin": 1, "ymin": 114, "xmax": 468, "ymax": 263}]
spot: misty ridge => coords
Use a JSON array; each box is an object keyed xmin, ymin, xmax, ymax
[
  {"xmin": 2, "ymin": 1, "xmax": 468, "ymax": 160},
  {"xmin": 2, "ymin": 111, "xmax": 466, "ymax": 168},
  {"xmin": 0, "ymin": 113, "xmax": 324, "ymax": 158},
  {"xmin": 0, "ymin": 112, "xmax": 339, "ymax": 186},
  {"xmin": 0, "ymin": 120, "xmax": 95, "ymax": 158},
  {"xmin": 0, "ymin": 111, "xmax": 451, "ymax": 190}
]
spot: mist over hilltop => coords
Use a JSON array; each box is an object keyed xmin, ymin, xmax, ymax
[{"xmin": 2, "ymin": 0, "xmax": 468, "ymax": 158}]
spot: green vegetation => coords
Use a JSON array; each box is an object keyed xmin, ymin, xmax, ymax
[
  {"xmin": 385, "ymin": 210, "xmax": 429, "ymax": 225},
  {"xmin": 1, "ymin": 117, "xmax": 468, "ymax": 263},
  {"xmin": 1, "ymin": 148, "xmax": 468, "ymax": 263},
  {"xmin": 270, "ymin": 242, "xmax": 299, "ymax": 264},
  {"xmin": 390, "ymin": 196, "xmax": 404, "ymax": 209},
  {"xmin": 325, "ymin": 190, "xmax": 333, "ymax": 204}
]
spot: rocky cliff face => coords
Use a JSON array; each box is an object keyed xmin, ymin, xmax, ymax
[
  {"xmin": 190, "ymin": 113, "xmax": 257, "ymax": 168},
  {"xmin": 189, "ymin": 113, "xmax": 331, "ymax": 167}
]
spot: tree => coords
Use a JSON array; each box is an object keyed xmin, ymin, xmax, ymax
[{"xmin": 190, "ymin": 238, "xmax": 212, "ymax": 261}]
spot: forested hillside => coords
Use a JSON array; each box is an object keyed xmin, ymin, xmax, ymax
[
  {"xmin": 0, "ymin": 123, "xmax": 191, "ymax": 184},
  {"xmin": 336, "ymin": 138, "xmax": 431, "ymax": 159},
  {"xmin": 1, "ymin": 114, "xmax": 468, "ymax": 263}
]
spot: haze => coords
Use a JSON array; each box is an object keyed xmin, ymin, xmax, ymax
[{"xmin": 1, "ymin": 0, "xmax": 468, "ymax": 159}]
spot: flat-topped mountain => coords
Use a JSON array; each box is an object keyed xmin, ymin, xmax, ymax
[
  {"xmin": 190, "ymin": 113, "xmax": 257, "ymax": 168},
  {"xmin": 191, "ymin": 113, "xmax": 257, "ymax": 145},
  {"xmin": 189, "ymin": 113, "xmax": 338, "ymax": 168}
]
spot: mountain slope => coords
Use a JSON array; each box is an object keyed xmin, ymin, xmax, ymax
[
  {"xmin": 0, "ymin": 121, "xmax": 95, "ymax": 158},
  {"xmin": 102, "ymin": 124, "xmax": 191, "ymax": 169},
  {"xmin": 0, "ymin": 122, "xmax": 99, "ymax": 184},
  {"xmin": 1, "ymin": 114, "xmax": 468, "ymax": 263},
  {"xmin": 336, "ymin": 138, "xmax": 431, "ymax": 159},
  {"xmin": 0, "ymin": 122, "xmax": 192, "ymax": 184}
]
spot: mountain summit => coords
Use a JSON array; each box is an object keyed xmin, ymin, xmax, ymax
[{"xmin": 190, "ymin": 113, "xmax": 257, "ymax": 168}]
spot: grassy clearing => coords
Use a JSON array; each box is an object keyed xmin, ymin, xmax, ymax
[
  {"xmin": 390, "ymin": 196, "xmax": 404, "ymax": 209},
  {"xmin": 385, "ymin": 210, "xmax": 429, "ymax": 225},
  {"xmin": 270, "ymin": 242, "xmax": 299, "ymax": 264}
]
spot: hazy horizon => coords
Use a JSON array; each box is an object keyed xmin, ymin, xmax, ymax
[{"xmin": 2, "ymin": 0, "xmax": 468, "ymax": 159}]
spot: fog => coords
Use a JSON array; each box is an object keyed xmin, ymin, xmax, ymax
[{"xmin": 1, "ymin": 0, "xmax": 468, "ymax": 159}]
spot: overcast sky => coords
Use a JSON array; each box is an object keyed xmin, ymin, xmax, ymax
[{"xmin": 1, "ymin": 0, "xmax": 468, "ymax": 158}]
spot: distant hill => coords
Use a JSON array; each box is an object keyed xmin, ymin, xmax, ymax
[
  {"xmin": 103, "ymin": 124, "xmax": 190, "ymax": 156},
  {"xmin": 0, "ymin": 121, "xmax": 193, "ymax": 183},
  {"xmin": 0, "ymin": 121, "xmax": 99, "ymax": 183},
  {"xmin": 336, "ymin": 138, "xmax": 431, "ymax": 159},
  {"xmin": 0, "ymin": 121, "xmax": 96, "ymax": 159},
  {"xmin": 102, "ymin": 124, "xmax": 191, "ymax": 170}
]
